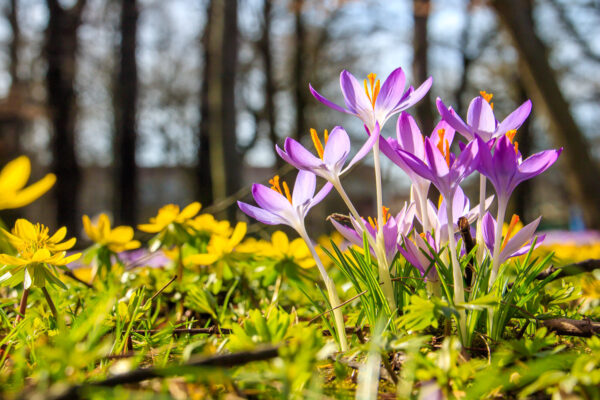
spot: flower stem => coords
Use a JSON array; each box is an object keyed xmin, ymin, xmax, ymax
[
  {"xmin": 475, "ymin": 174, "xmax": 487, "ymax": 264},
  {"xmin": 372, "ymin": 142, "xmax": 397, "ymax": 310},
  {"xmin": 177, "ymin": 245, "xmax": 184, "ymax": 282},
  {"xmin": 489, "ymin": 197, "xmax": 508, "ymax": 288},
  {"xmin": 416, "ymin": 185, "xmax": 430, "ymax": 234},
  {"xmin": 42, "ymin": 286, "xmax": 59, "ymax": 321},
  {"xmin": 15, "ymin": 288, "xmax": 29, "ymax": 325},
  {"xmin": 298, "ymin": 227, "xmax": 348, "ymax": 352},
  {"xmin": 446, "ymin": 200, "xmax": 467, "ymax": 342},
  {"xmin": 333, "ymin": 178, "xmax": 396, "ymax": 310}
]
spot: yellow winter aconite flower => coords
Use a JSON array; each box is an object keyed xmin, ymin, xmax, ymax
[
  {"xmin": 263, "ymin": 231, "xmax": 315, "ymax": 269},
  {"xmin": 188, "ymin": 213, "xmax": 232, "ymax": 237},
  {"xmin": 0, "ymin": 156, "xmax": 56, "ymax": 210},
  {"xmin": 0, "ymin": 219, "xmax": 80, "ymax": 289},
  {"xmin": 185, "ymin": 222, "xmax": 247, "ymax": 266},
  {"xmin": 138, "ymin": 202, "xmax": 201, "ymax": 233},
  {"xmin": 82, "ymin": 214, "xmax": 141, "ymax": 252}
]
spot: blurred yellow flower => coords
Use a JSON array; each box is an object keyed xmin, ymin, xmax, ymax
[
  {"xmin": 82, "ymin": 213, "xmax": 141, "ymax": 252},
  {"xmin": 185, "ymin": 222, "xmax": 247, "ymax": 266},
  {"xmin": 268, "ymin": 231, "xmax": 315, "ymax": 269},
  {"xmin": 316, "ymin": 231, "xmax": 345, "ymax": 267},
  {"xmin": 188, "ymin": 213, "xmax": 232, "ymax": 237},
  {"xmin": 0, "ymin": 156, "xmax": 56, "ymax": 210},
  {"xmin": 138, "ymin": 202, "xmax": 201, "ymax": 233}
]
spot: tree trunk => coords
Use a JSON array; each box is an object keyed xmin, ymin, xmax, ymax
[
  {"xmin": 412, "ymin": 0, "xmax": 433, "ymax": 134},
  {"xmin": 44, "ymin": 0, "xmax": 86, "ymax": 233},
  {"xmin": 261, "ymin": 0, "xmax": 282, "ymax": 168},
  {"xmin": 221, "ymin": 0, "xmax": 240, "ymax": 218},
  {"xmin": 492, "ymin": 0, "xmax": 600, "ymax": 229},
  {"xmin": 113, "ymin": 0, "xmax": 138, "ymax": 226},
  {"xmin": 197, "ymin": 0, "xmax": 214, "ymax": 206},
  {"xmin": 292, "ymin": 0, "xmax": 306, "ymax": 141}
]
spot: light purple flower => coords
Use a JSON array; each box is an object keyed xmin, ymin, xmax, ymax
[
  {"xmin": 394, "ymin": 136, "xmax": 480, "ymax": 201},
  {"xmin": 276, "ymin": 125, "xmax": 379, "ymax": 183},
  {"xmin": 482, "ymin": 212, "xmax": 545, "ymax": 266},
  {"xmin": 331, "ymin": 203, "xmax": 415, "ymax": 265},
  {"xmin": 436, "ymin": 94, "xmax": 532, "ymax": 142},
  {"xmin": 398, "ymin": 232, "xmax": 437, "ymax": 279},
  {"xmin": 309, "ymin": 68, "xmax": 432, "ymax": 131},
  {"xmin": 238, "ymin": 170, "xmax": 332, "ymax": 230},
  {"xmin": 476, "ymin": 135, "xmax": 562, "ymax": 205}
]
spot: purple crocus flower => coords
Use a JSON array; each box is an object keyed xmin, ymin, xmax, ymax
[
  {"xmin": 379, "ymin": 112, "xmax": 456, "ymax": 231},
  {"xmin": 436, "ymin": 93, "xmax": 532, "ymax": 141},
  {"xmin": 476, "ymin": 134, "xmax": 562, "ymax": 206},
  {"xmin": 481, "ymin": 212, "xmax": 545, "ymax": 266},
  {"xmin": 394, "ymin": 136, "xmax": 480, "ymax": 201},
  {"xmin": 398, "ymin": 232, "xmax": 438, "ymax": 279},
  {"xmin": 309, "ymin": 68, "xmax": 432, "ymax": 131},
  {"xmin": 330, "ymin": 203, "xmax": 415, "ymax": 265},
  {"xmin": 276, "ymin": 125, "xmax": 379, "ymax": 183},
  {"xmin": 237, "ymin": 170, "xmax": 332, "ymax": 231}
]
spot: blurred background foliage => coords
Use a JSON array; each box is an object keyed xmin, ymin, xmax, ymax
[{"xmin": 1, "ymin": 0, "xmax": 599, "ymax": 239}]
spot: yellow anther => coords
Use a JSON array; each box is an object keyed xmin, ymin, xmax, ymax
[
  {"xmin": 438, "ymin": 194, "xmax": 444, "ymax": 210},
  {"xmin": 310, "ymin": 128, "xmax": 325, "ymax": 159},
  {"xmin": 501, "ymin": 214, "xmax": 520, "ymax": 250},
  {"xmin": 506, "ymin": 130, "xmax": 517, "ymax": 143},
  {"xmin": 382, "ymin": 206, "xmax": 391, "ymax": 223},
  {"xmin": 269, "ymin": 175, "xmax": 292, "ymax": 203},
  {"xmin": 436, "ymin": 129, "xmax": 451, "ymax": 167},
  {"xmin": 480, "ymin": 90, "xmax": 494, "ymax": 109},
  {"xmin": 368, "ymin": 216, "xmax": 378, "ymax": 230},
  {"xmin": 364, "ymin": 73, "xmax": 381, "ymax": 109}
]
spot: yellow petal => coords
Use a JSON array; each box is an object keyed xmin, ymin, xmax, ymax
[
  {"xmin": 0, "ymin": 156, "xmax": 30, "ymax": 192},
  {"xmin": 31, "ymin": 248, "xmax": 51, "ymax": 262},
  {"xmin": 137, "ymin": 223, "xmax": 162, "ymax": 233},
  {"xmin": 289, "ymin": 238, "xmax": 310, "ymax": 258},
  {"xmin": 53, "ymin": 237, "xmax": 76, "ymax": 251},
  {"xmin": 53, "ymin": 252, "xmax": 81, "ymax": 266},
  {"xmin": 15, "ymin": 219, "xmax": 37, "ymax": 242},
  {"xmin": 0, "ymin": 254, "xmax": 28, "ymax": 266},
  {"xmin": 185, "ymin": 253, "xmax": 219, "ymax": 266},
  {"xmin": 108, "ymin": 226, "xmax": 134, "ymax": 243},
  {"xmin": 272, "ymin": 231, "xmax": 290, "ymax": 253},
  {"xmin": 82, "ymin": 215, "xmax": 96, "ymax": 241},
  {"xmin": 177, "ymin": 202, "xmax": 201, "ymax": 221},
  {"xmin": 1, "ymin": 173, "xmax": 56, "ymax": 210},
  {"xmin": 229, "ymin": 222, "xmax": 247, "ymax": 248},
  {"xmin": 49, "ymin": 226, "xmax": 67, "ymax": 243},
  {"xmin": 98, "ymin": 214, "xmax": 111, "ymax": 239}
]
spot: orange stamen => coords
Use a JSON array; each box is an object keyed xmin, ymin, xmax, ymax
[
  {"xmin": 480, "ymin": 90, "xmax": 494, "ymax": 109},
  {"xmin": 269, "ymin": 175, "xmax": 292, "ymax": 203},
  {"xmin": 501, "ymin": 214, "xmax": 520, "ymax": 250},
  {"xmin": 382, "ymin": 206, "xmax": 391, "ymax": 223},
  {"xmin": 364, "ymin": 73, "xmax": 381, "ymax": 109},
  {"xmin": 506, "ymin": 129, "xmax": 517, "ymax": 143},
  {"xmin": 436, "ymin": 129, "xmax": 451, "ymax": 167},
  {"xmin": 438, "ymin": 194, "xmax": 443, "ymax": 210},
  {"xmin": 368, "ymin": 216, "xmax": 378, "ymax": 230},
  {"xmin": 514, "ymin": 141, "xmax": 519, "ymax": 155},
  {"xmin": 310, "ymin": 128, "xmax": 325, "ymax": 159}
]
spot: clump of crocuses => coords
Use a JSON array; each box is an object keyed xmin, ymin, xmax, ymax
[{"xmin": 239, "ymin": 66, "xmax": 562, "ymax": 350}]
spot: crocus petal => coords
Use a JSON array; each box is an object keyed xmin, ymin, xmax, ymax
[
  {"xmin": 340, "ymin": 70, "xmax": 373, "ymax": 116},
  {"xmin": 237, "ymin": 201, "xmax": 287, "ymax": 226},
  {"xmin": 309, "ymin": 182, "xmax": 333, "ymax": 210},
  {"xmin": 482, "ymin": 212, "xmax": 496, "ymax": 252},
  {"xmin": 397, "ymin": 148, "xmax": 436, "ymax": 183},
  {"xmin": 375, "ymin": 67, "xmax": 406, "ymax": 111},
  {"xmin": 283, "ymin": 138, "xmax": 324, "ymax": 170},
  {"xmin": 342, "ymin": 124, "xmax": 380, "ymax": 174},
  {"xmin": 499, "ymin": 216, "xmax": 542, "ymax": 263},
  {"xmin": 467, "ymin": 97, "xmax": 496, "ymax": 138},
  {"xmin": 517, "ymin": 148, "xmax": 562, "ymax": 182},
  {"xmin": 292, "ymin": 170, "xmax": 316, "ymax": 206},
  {"xmin": 331, "ymin": 219, "xmax": 363, "ymax": 247},
  {"xmin": 396, "ymin": 112, "xmax": 425, "ymax": 158},
  {"xmin": 436, "ymin": 98, "xmax": 474, "ymax": 140},
  {"xmin": 309, "ymin": 84, "xmax": 351, "ymax": 115},
  {"xmin": 252, "ymin": 184, "xmax": 292, "ymax": 213},
  {"xmin": 424, "ymin": 138, "xmax": 450, "ymax": 181},
  {"xmin": 323, "ymin": 126, "xmax": 350, "ymax": 166},
  {"xmin": 395, "ymin": 77, "xmax": 433, "ymax": 111},
  {"xmin": 496, "ymin": 100, "xmax": 532, "ymax": 136},
  {"xmin": 430, "ymin": 119, "xmax": 456, "ymax": 150}
]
